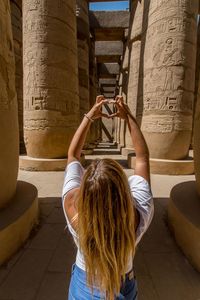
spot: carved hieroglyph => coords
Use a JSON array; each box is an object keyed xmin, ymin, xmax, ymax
[
  {"xmin": 0, "ymin": 0, "xmax": 19, "ymax": 208},
  {"xmin": 11, "ymin": 0, "xmax": 23, "ymax": 152},
  {"xmin": 23, "ymin": 0, "xmax": 79, "ymax": 158},
  {"xmin": 141, "ymin": 0, "xmax": 198, "ymax": 159}
]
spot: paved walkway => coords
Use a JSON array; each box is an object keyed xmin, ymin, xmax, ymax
[{"xmin": 0, "ymin": 144, "xmax": 200, "ymax": 300}]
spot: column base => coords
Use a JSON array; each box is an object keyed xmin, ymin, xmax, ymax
[
  {"xmin": 0, "ymin": 181, "xmax": 38, "ymax": 265},
  {"xmin": 168, "ymin": 181, "xmax": 200, "ymax": 272},
  {"xmin": 128, "ymin": 154, "xmax": 194, "ymax": 175},
  {"xmin": 121, "ymin": 147, "xmax": 135, "ymax": 156},
  {"xmin": 19, "ymin": 155, "xmax": 85, "ymax": 171}
]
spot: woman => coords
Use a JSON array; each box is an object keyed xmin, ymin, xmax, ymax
[{"xmin": 62, "ymin": 95, "xmax": 154, "ymax": 299}]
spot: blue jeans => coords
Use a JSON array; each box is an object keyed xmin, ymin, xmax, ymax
[{"xmin": 68, "ymin": 264, "xmax": 138, "ymax": 300}]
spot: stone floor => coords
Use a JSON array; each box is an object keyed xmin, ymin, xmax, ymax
[{"xmin": 0, "ymin": 144, "xmax": 200, "ymax": 300}]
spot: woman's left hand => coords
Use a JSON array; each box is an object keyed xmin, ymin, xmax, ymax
[{"xmin": 86, "ymin": 95, "xmax": 110, "ymax": 120}]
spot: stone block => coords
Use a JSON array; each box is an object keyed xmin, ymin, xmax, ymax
[
  {"xmin": 98, "ymin": 63, "xmax": 120, "ymax": 78},
  {"xmin": 99, "ymin": 78, "xmax": 117, "ymax": 85},
  {"xmin": 89, "ymin": 11, "xmax": 130, "ymax": 29},
  {"xmin": 94, "ymin": 28, "xmax": 125, "ymax": 41},
  {"xmin": 101, "ymin": 86, "xmax": 116, "ymax": 93},
  {"xmin": 95, "ymin": 41, "xmax": 123, "ymax": 63}
]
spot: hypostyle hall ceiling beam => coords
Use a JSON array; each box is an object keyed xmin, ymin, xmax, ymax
[
  {"xmin": 90, "ymin": 11, "xmax": 129, "ymax": 29},
  {"xmin": 99, "ymin": 78, "xmax": 117, "ymax": 85},
  {"xmin": 89, "ymin": 0, "xmax": 128, "ymax": 2},
  {"xmin": 98, "ymin": 63, "xmax": 120, "ymax": 78},
  {"xmin": 95, "ymin": 41, "xmax": 123, "ymax": 63},
  {"xmin": 90, "ymin": 11, "xmax": 129, "ymax": 41}
]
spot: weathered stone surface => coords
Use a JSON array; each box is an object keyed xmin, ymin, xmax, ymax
[
  {"xmin": 103, "ymin": 92, "xmax": 115, "ymax": 98},
  {"xmin": 95, "ymin": 41, "xmax": 123, "ymax": 63},
  {"xmin": 76, "ymin": 0, "xmax": 93, "ymax": 147},
  {"xmin": 194, "ymin": 40, "xmax": 200, "ymax": 195},
  {"xmin": 101, "ymin": 86, "xmax": 116, "ymax": 93},
  {"xmin": 23, "ymin": 0, "xmax": 79, "ymax": 158},
  {"xmin": 78, "ymin": 39, "xmax": 90, "ymax": 119},
  {"xmin": 122, "ymin": 45, "xmax": 129, "ymax": 71},
  {"xmin": 76, "ymin": 0, "xmax": 89, "ymax": 41},
  {"xmin": 130, "ymin": 0, "xmax": 146, "ymax": 42},
  {"xmin": 99, "ymin": 78, "xmax": 117, "ymax": 85},
  {"xmin": 0, "ymin": 0, "xmax": 19, "ymax": 208},
  {"xmin": 141, "ymin": 0, "xmax": 198, "ymax": 160},
  {"xmin": 98, "ymin": 63, "xmax": 120, "ymax": 78},
  {"xmin": 94, "ymin": 29, "xmax": 125, "ymax": 42},
  {"xmin": 124, "ymin": 41, "xmax": 141, "ymax": 149},
  {"xmin": 10, "ymin": 0, "xmax": 24, "ymax": 152},
  {"xmin": 89, "ymin": 11, "xmax": 130, "ymax": 29}
]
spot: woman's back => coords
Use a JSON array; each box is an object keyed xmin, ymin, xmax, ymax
[{"xmin": 62, "ymin": 159, "xmax": 153, "ymax": 299}]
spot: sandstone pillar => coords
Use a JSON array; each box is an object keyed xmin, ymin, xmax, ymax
[
  {"xmin": 10, "ymin": 0, "xmax": 24, "ymax": 153},
  {"xmin": 141, "ymin": 0, "xmax": 198, "ymax": 160},
  {"xmin": 118, "ymin": 45, "xmax": 129, "ymax": 150},
  {"xmin": 122, "ymin": 0, "xmax": 144, "ymax": 156},
  {"xmin": 0, "ymin": 0, "xmax": 38, "ymax": 265},
  {"xmin": 23, "ymin": 0, "xmax": 79, "ymax": 159},
  {"xmin": 76, "ymin": 0, "xmax": 94, "ymax": 153},
  {"xmin": 194, "ymin": 65, "xmax": 200, "ymax": 196},
  {"xmin": 0, "ymin": 0, "xmax": 19, "ymax": 208},
  {"xmin": 122, "ymin": 42, "xmax": 141, "ymax": 156},
  {"xmin": 89, "ymin": 36, "xmax": 99, "ymax": 145}
]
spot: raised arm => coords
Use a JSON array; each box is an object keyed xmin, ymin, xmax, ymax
[
  {"xmin": 67, "ymin": 96, "xmax": 109, "ymax": 164},
  {"xmin": 110, "ymin": 96, "xmax": 150, "ymax": 183}
]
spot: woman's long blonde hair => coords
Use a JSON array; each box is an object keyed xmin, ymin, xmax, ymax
[{"xmin": 78, "ymin": 158, "xmax": 136, "ymax": 299}]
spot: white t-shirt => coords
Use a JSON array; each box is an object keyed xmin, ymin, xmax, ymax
[{"xmin": 62, "ymin": 160, "xmax": 154, "ymax": 272}]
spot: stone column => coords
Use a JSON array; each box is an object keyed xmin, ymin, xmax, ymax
[
  {"xmin": 0, "ymin": 0, "xmax": 19, "ymax": 208},
  {"xmin": 122, "ymin": 0, "xmax": 144, "ymax": 156},
  {"xmin": 122, "ymin": 42, "xmax": 141, "ymax": 156},
  {"xmin": 89, "ymin": 35, "xmax": 99, "ymax": 145},
  {"xmin": 10, "ymin": 0, "xmax": 24, "ymax": 153},
  {"xmin": 119, "ymin": 44, "xmax": 129, "ymax": 150},
  {"xmin": 194, "ymin": 70, "xmax": 200, "ymax": 196},
  {"xmin": 142, "ymin": 0, "xmax": 198, "ymax": 161},
  {"xmin": 0, "ymin": 0, "xmax": 38, "ymax": 265},
  {"xmin": 23, "ymin": 0, "xmax": 79, "ymax": 160},
  {"xmin": 76, "ymin": 0, "xmax": 94, "ymax": 153}
]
